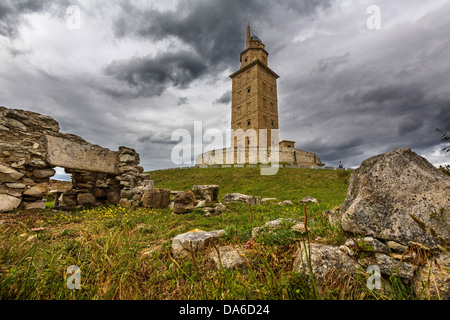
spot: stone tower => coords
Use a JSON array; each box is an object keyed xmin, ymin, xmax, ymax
[
  {"xmin": 229, "ymin": 25, "xmax": 280, "ymax": 150},
  {"xmin": 195, "ymin": 25, "xmax": 324, "ymax": 168}
]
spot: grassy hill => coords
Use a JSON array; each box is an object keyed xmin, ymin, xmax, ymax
[
  {"xmin": 6, "ymin": 167, "xmax": 420, "ymax": 301},
  {"xmin": 149, "ymin": 167, "xmax": 351, "ymax": 205}
]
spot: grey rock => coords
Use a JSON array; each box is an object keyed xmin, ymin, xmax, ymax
[
  {"xmin": 291, "ymin": 222, "xmax": 306, "ymax": 233},
  {"xmin": 344, "ymin": 237, "xmax": 389, "ymax": 254},
  {"xmin": 33, "ymin": 168, "xmax": 56, "ymax": 179},
  {"xmin": 222, "ymin": 193, "xmax": 259, "ymax": 206},
  {"xmin": 300, "ymin": 196, "xmax": 318, "ymax": 204},
  {"xmin": 0, "ymin": 163, "xmax": 24, "ymax": 183},
  {"xmin": 77, "ymin": 193, "xmax": 97, "ymax": 206},
  {"xmin": 340, "ymin": 148, "xmax": 450, "ymax": 250},
  {"xmin": 5, "ymin": 183, "xmax": 26, "ymax": 189},
  {"xmin": 413, "ymin": 253, "xmax": 450, "ymax": 300},
  {"xmin": 0, "ymin": 184, "xmax": 23, "ymax": 197},
  {"xmin": 252, "ymin": 218, "xmax": 299, "ymax": 237},
  {"xmin": 386, "ymin": 241, "xmax": 409, "ymax": 253},
  {"xmin": 23, "ymin": 201, "xmax": 46, "ymax": 210},
  {"xmin": 263, "ymin": 218, "xmax": 297, "ymax": 228},
  {"xmin": 277, "ymin": 200, "xmax": 293, "ymax": 205},
  {"xmin": 172, "ymin": 191, "xmax": 196, "ymax": 214},
  {"xmin": 192, "ymin": 185, "xmax": 219, "ymax": 203},
  {"xmin": 141, "ymin": 188, "xmax": 170, "ymax": 209},
  {"xmin": 23, "ymin": 183, "xmax": 48, "ymax": 198},
  {"xmin": 118, "ymin": 154, "xmax": 135, "ymax": 163},
  {"xmin": 195, "ymin": 200, "xmax": 206, "ymax": 208},
  {"xmin": 171, "ymin": 229, "xmax": 225, "ymax": 259},
  {"xmin": 0, "ymin": 194, "xmax": 21, "ymax": 212},
  {"xmin": 215, "ymin": 203, "xmax": 227, "ymax": 213},
  {"xmin": 10, "ymin": 160, "xmax": 26, "ymax": 169},
  {"xmin": 261, "ymin": 198, "xmax": 277, "ymax": 204},
  {"xmin": 203, "ymin": 207, "xmax": 216, "ymax": 216},
  {"xmin": 373, "ymin": 253, "xmax": 416, "ymax": 280},
  {"xmin": 208, "ymin": 246, "xmax": 247, "ymax": 270},
  {"xmin": 293, "ymin": 242, "xmax": 360, "ymax": 278}
]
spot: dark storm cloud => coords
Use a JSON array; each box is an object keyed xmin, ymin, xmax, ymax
[
  {"xmin": 283, "ymin": 78, "xmax": 450, "ymax": 166},
  {"xmin": 177, "ymin": 97, "xmax": 189, "ymax": 106},
  {"xmin": 104, "ymin": 0, "xmax": 332, "ymax": 98},
  {"xmin": 316, "ymin": 53, "xmax": 351, "ymax": 72},
  {"xmin": 213, "ymin": 90, "xmax": 231, "ymax": 105},
  {"xmin": 103, "ymin": 51, "xmax": 207, "ymax": 97},
  {"xmin": 0, "ymin": 0, "xmax": 69, "ymax": 38}
]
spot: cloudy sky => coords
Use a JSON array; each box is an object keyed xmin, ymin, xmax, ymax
[{"xmin": 1, "ymin": 0, "xmax": 449, "ymax": 176}]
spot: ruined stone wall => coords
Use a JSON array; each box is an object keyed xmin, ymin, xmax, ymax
[{"xmin": 0, "ymin": 106, "xmax": 153, "ymax": 212}]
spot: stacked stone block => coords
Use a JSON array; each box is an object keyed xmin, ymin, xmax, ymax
[{"xmin": 0, "ymin": 106, "xmax": 153, "ymax": 212}]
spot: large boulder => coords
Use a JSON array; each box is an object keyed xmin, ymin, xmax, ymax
[{"xmin": 340, "ymin": 148, "xmax": 450, "ymax": 250}]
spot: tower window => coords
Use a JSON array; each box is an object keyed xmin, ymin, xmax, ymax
[
  {"xmin": 271, "ymin": 120, "xmax": 274, "ymax": 127},
  {"xmin": 247, "ymin": 120, "xmax": 251, "ymax": 126},
  {"xmin": 247, "ymin": 87, "xmax": 251, "ymax": 94}
]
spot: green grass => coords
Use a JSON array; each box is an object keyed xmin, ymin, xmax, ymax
[
  {"xmin": 0, "ymin": 167, "xmax": 421, "ymax": 300},
  {"xmin": 149, "ymin": 167, "xmax": 349, "ymax": 204}
]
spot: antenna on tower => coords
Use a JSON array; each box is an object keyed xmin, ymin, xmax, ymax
[{"xmin": 246, "ymin": 23, "xmax": 251, "ymax": 48}]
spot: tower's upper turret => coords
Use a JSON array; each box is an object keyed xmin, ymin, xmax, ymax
[{"xmin": 240, "ymin": 25, "xmax": 268, "ymax": 68}]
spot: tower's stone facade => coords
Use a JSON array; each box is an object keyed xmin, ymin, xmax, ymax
[
  {"xmin": 196, "ymin": 26, "xmax": 324, "ymax": 168},
  {"xmin": 229, "ymin": 25, "xmax": 279, "ymax": 149}
]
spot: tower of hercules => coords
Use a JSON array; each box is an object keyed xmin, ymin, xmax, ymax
[
  {"xmin": 229, "ymin": 25, "xmax": 279, "ymax": 149},
  {"xmin": 196, "ymin": 25, "xmax": 324, "ymax": 168}
]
